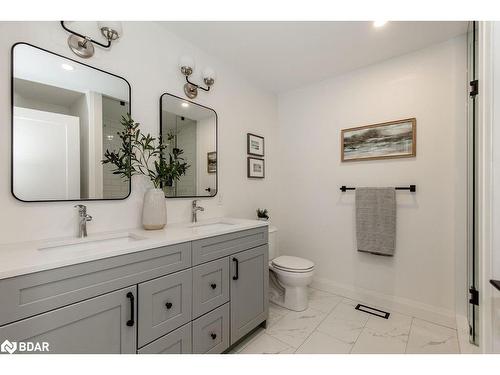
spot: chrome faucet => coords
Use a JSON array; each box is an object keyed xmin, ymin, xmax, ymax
[
  {"xmin": 75, "ymin": 204, "xmax": 92, "ymax": 238},
  {"xmin": 191, "ymin": 200, "xmax": 204, "ymax": 223}
]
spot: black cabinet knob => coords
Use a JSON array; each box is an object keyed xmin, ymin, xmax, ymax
[
  {"xmin": 210, "ymin": 283, "xmax": 217, "ymax": 289},
  {"xmin": 165, "ymin": 302, "xmax": 173, "ymax": 309},
  {"xmin": 210, "ymin": 333, "xmax": 217, "ymax": 340}
]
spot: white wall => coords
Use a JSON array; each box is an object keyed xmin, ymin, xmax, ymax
[
  {"xmin": 0, "ymin": 21, "xmax": 278, "ymax": 242},
  {"xmin": 275, "ymin": 36, "xmax": 467, "ymax": 319}
]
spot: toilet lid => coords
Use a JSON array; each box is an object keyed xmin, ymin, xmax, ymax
[{"xmin": 272, "ymin": 256, "xmax": 314, "ymax": 272}]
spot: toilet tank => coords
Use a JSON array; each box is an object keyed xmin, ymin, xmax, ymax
[{"xmin": 268, "ymin": 226, "xmax": 278, "ymax": 260}]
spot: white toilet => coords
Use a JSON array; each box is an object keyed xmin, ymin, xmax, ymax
[{"xmin": 268, "ymin": 226, "xmax": 315, "ymax": 311}]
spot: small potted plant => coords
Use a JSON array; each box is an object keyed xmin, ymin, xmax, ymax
[
  {"xmin": 102, "ymin": 114, "xmax": 190, "ymax": 230},
  {"xmin": 256, "ymin": 208, "xmax": 269, "ymax": 221}
]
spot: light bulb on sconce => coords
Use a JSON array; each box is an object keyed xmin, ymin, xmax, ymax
[
  {"xmin": 179, "ymin": 56, "xmax": 216, "ymax": 99},
  {"xmin": 98, "ymin": 21, "xmax": 123, "ymax": 42},
  {"xmin": 179, "ymin": 56, "xmax": 195, "ymax": 76},
  {"xmin": 202, "ymin": 67, "xmax": 216, "ymax": 87}
]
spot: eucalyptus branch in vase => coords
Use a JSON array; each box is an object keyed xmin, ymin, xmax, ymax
[{"xmin": 102, "ymin": 114, "xmax": 190, "ymax": 229}]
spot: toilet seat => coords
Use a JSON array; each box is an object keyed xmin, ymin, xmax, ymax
[{"xmin": 271, "ymin": 256, "xmax": 314, "ymax": 273}]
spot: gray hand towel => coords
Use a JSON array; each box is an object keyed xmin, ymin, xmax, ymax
[{"xmin": 355, "ymin": 187, "xmax": 396, "ymax": 256}]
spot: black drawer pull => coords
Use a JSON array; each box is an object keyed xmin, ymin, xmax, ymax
[
  {"xmin": 210, "ymin": 333, "xmax": 217, "ymax": 340},
  {"xmin": 232, "ymin": 257, "xmax": 239, "ymax": 280},
  {"xmin": 165, "ymin": 302, "xmax": 173, "ymax": 309},
  {"xmin": 210, "ymin": 283, "xmax": 217, "ymax": 289},
  {"xmin": 126, "ymin": 292, "xmax": 135, "ymax": 327}
]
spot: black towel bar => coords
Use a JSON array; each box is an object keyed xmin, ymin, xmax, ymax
[{"xmin": 340, "ymin": 185, "xmax": 416, "ymax": 193}]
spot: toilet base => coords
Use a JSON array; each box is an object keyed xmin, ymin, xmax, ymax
[{"xmin": 269, "ymin": 283, "xmax": 309, "ymax": 312}]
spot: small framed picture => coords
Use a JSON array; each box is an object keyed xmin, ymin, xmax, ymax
[
  {"xmin": 247, "ymin": 133, "xmax": 265, "ymax": 157},
  {"xmin": 207, "ymin": 151, "xmax": 217, "ymax": 173},
  {"xmin": 247, "ymin": 157, "xmax": 265, "ymax": 179}
]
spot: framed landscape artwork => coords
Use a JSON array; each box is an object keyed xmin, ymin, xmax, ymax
[
  {"xmin": 247, "ymin": 133, "xmax": 265, "ymax": 157},
  {"xmin": 247, "ymin": 157, "xmax": 265, "ymax": 178},
  {"xmin": 341, "ymin": 118, "xmax": 416, "ymax": 162},
  {"xmin": 207, "ymin": 151, "xmax": 217, "ymax": 173}
]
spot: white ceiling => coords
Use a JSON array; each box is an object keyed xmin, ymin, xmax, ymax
[{"xmin": 161, "ymin": 21, "xmax": 468, "ymax": 93}]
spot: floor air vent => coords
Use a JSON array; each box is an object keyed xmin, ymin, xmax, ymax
[{"xmin": 355, "ymin": 304, "xmax": 390, "ymax": 319}]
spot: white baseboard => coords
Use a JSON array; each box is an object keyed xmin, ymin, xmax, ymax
[
  {"xmin": 311, "ymin": 277, "xmax": 457, "ymax": 329},
  {"xmin": 455, "ymin": 314, "xmax": 481, "ymax": 353}
]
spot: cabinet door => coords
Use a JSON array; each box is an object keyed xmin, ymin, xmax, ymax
[
  {"xmin": 230, "ymin": 245, "xmax": 268, "ymax": 344},
  {"xmin": 0, "ymin": 286, "xmax": 136, "ymax": 354}
]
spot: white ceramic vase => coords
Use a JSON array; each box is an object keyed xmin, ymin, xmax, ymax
[{"xmin": 142, "ymin": 188, "xmax": 167, "ymax": 230}]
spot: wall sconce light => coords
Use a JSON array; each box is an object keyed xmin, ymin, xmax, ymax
[
  {"xmin": 61, "ymin": 21, "xmax": 122, "ymax": 59},
  {"xmin": 179, "ymin": 56, "xmax": 216, "ymax": 99}
]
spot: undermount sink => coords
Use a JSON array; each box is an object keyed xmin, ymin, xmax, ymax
[
  {"xmin": 190, "ymin": 221, "xmax": 236, "ymax": 232},
  {"xmin": 38, "ymin": 232, "xmax": 147, "ymax": 252}
]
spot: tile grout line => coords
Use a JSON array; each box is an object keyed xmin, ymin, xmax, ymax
[
  {"xmin": 404, "ymin": 317, "xmax": 415, "ymax": 354},
  {"xmin": 310, "ymin": 297, "xmax": 370, "ymax": 351},
  {"xmin": 293, "ymin": 301, "xmax": 344, "ymax": 354},
  {"xmin": 237, "ymin": 306, "xmax": 291, "ymax": 353},
  {"xmin": 348, "ymin": 309, "xmax": 371, "ymax": 354},
  {"xmin": 235, "ymin": 328, "xmax": 265, "ymax": 353},
  {"xmin": 268, "ymin": 308, "xmax": 289, "ymax": 329},
  {"xmin": 266, "ymin": 306, "xmax": 328, "ymax": 350},
  {"xmin": 411, "ymin": 316, "xmax": 458, "ymax": 331},
  {"xmin": 261, "ymin": 305, "xmax": 301, "ymax": 351}
]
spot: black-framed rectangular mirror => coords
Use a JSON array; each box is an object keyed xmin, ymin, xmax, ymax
[
  {"xmin": 11, "ymin": 43, "xmax": 131, "ymax": 202},
  {"xmin": 160, "ymin": 93, "xmax": 217, "ymax": 198}
]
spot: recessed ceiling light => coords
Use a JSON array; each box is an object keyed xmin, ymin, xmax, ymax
[
  {"xmin": 61, "ymin": 63, "xmax": 74, "ymax": 71},
  {"xmin": 373, "ymin": 21, "xmax": 388, "ymax": 28},
  {"xmin": 181, "ymin": 102, "xmax": 189, "ymax": 108}
]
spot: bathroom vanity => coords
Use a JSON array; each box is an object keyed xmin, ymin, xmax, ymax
[{"xmin": 0, "ymin": 219, "xmax": 268, "ymax": 354}]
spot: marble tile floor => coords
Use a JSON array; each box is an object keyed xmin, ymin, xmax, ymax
[{"xmin": 230, "ymin": 288, "xmax": 460, "ymax": 354}]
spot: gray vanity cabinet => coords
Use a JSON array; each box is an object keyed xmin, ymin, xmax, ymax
[
  {"xmin": 230, "ymin": 245, "xmax": 268, "ymax": 344},
  {"xmin": 0, "ymin": 286, "xmax": 137, "ymax": 354},
  {"xmin": 0, "ymin": 226, "xmax": 269, "ymax": 354}
]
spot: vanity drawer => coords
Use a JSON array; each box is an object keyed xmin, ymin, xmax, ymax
[
  {"xmin": 192, "ymin": 227, "xmax": 268, "ymax": 265},
  {"xmin": 192, "ymin": 303, "xmax": 230, "ymax": 354},
  {"xmin": 192, "ymin": 258, "xmax": 230, "ymax": 319},
  {"xmin": 138, "ymin": 269, "xmax": 192, "ymax": 347},
  {"xmin": 0, "ymin": 242, "xmax": 191, "ymax": 326},
  {"xmin": 137, "ymin": 322, "xmax": 192, "ymax": 354}
]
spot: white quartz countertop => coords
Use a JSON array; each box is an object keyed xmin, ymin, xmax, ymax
[{"xmin": 0, "ymin": 218, "xmax": 268, "ymax": 280}]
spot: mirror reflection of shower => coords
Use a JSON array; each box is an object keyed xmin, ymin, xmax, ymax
[{"xmin": 160, "ymin": 94, "xmax": 217, "ymax": 198}]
